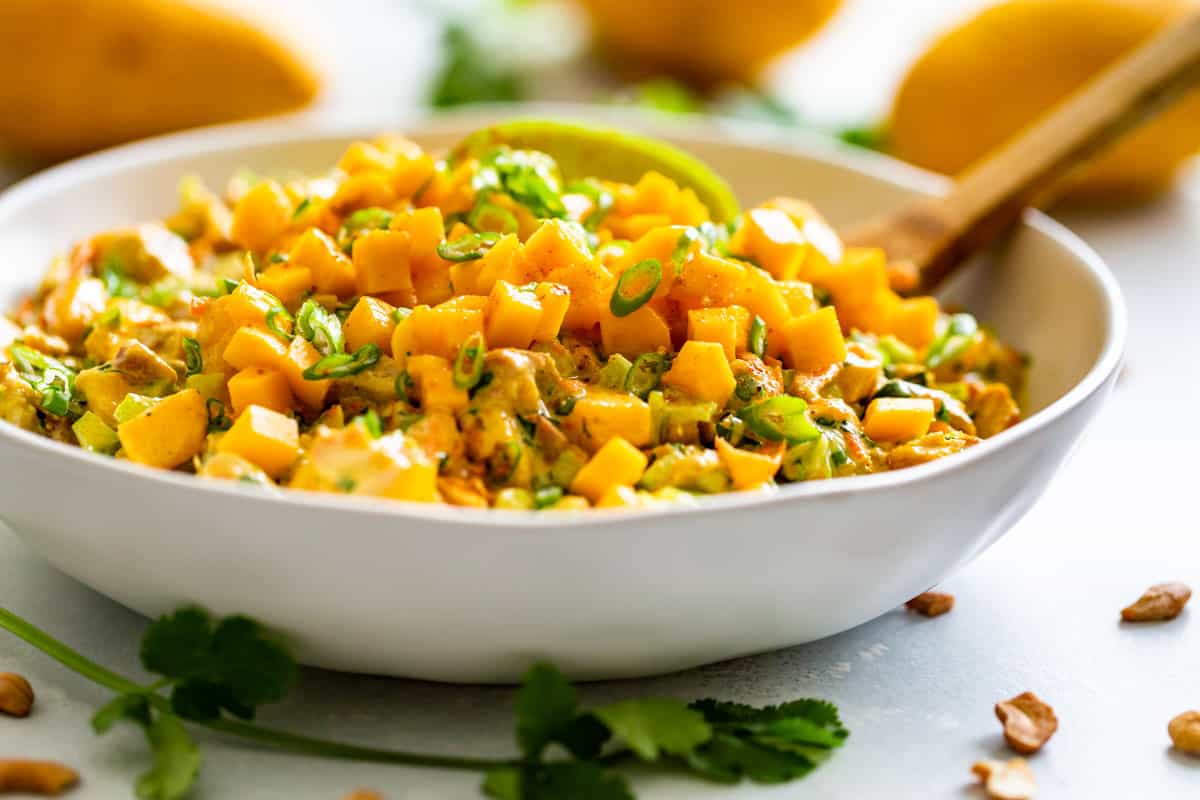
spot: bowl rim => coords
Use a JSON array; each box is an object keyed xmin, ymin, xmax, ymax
[{"xmin": 0, "ymin": 108, "xmax": 1128, "ymax": 529}]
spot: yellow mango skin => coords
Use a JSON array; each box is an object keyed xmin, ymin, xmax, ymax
[
  {"xmin": 117, "ymin": 388, "xmax": 208, "ymax": 469},
  {"xmin": 579, "ymin": 0, "xmax": 840, "ymax": 85},
  {"xmin": 0, "ymin": 0, "xmax": 319, "ymax": 160},
  {"xmin": 890, "ymin": 0, "xmax": 1200, "ymax": 198}
]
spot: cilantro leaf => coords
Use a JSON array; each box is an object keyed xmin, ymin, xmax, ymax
[
  {"xmin": 431, "ymin": 24, "xmax": 524, "ymax": 108},
  {"xmin": 205, "ymin": 616, "xmax": 297, "ymax": 712},
  {"xmin": 516, "ymin": 662, "xmax": 579, "ymax": 759},
  {"xmin": 690, "ymin": 698, "xmax": 848, "ymax": 746},
  {"xmin": 92, "ymin": 692, "xmax": 151, "ymax": 734},
  {"xmin": 482, "ymin": 763, "xmax": 633, "ymax": 800},
  {"xmin": 140, "ymin": 607, "xmax": 213, "ymax": 678},
  {"xmin": 136, "ymin": 712, "xmax": 201, "ymax": 800},
  {"xmin": 592, "ymin": 699, "xmax": 711, "ymax": 761},
  {"xmin": 555, "ymin": 713, "xmax": 610, "ymax": 761},
  {"xmin": 684, "ymin": 731, "xmax": 816, "ymax": 784}
]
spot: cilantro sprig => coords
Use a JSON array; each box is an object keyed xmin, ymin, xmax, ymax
[{"xmin": 0, "ymin": 606, "xmax": 847, "ymax": 799}]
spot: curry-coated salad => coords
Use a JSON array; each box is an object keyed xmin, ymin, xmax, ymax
[{"xmin": 0, "ymin": 129, "xmax": 1026, "ymax": 510}]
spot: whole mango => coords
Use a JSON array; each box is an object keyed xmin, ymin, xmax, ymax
[
  {"xmin": 0, "ymin": 0, "xmax": 320, "ymax": 160},
  {"xmin": 889, "ymin": 0, "xmax": 1200, "ymax": 198}
]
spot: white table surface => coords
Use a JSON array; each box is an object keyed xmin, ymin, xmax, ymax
[{"xmin": 3, "ymin": 2, "xmax": 1200, "ymax": 797}]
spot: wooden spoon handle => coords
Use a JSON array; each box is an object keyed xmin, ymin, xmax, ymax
[{"xmin": 844, "ymin": 11, "xmax": 1200, "ymax": 293}]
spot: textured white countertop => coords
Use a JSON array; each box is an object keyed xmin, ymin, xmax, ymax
[{"xmin": 3, "ymin": 1, "xmax": 1199, "ymax": 797}]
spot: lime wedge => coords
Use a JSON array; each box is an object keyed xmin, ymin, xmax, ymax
[{"xmin": 452, "ymin": 119, "xmax": 741, "ymax": 223}]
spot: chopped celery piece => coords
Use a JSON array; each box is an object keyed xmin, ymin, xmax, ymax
[
  {"xmin": 185, "ymin": 373, "xmax": 226, "ymax": 401},
  {"xmin": 71, "ymin": 411, "xmax": 119, "ymax": 454},
  {"xmin": 113, "ymin": 393, "xmax": 160, "ymax": 424},
  {"xmin": 878, "ymin": 335, "xmax": 916, "ymax": 365},
  {"xmin": 597, "ymin": 354, "xmax": 633, "ymax": 390},
  {"xmin": 494, "ymin": 488, "xmax": 534, "ymax": 510},
  {"xmin": 548, "ymin": 450, "xmax": 586, "ymax": 489},
  {"xmin": 782, "ymin": 436, "xmax": 833, "ymax": 482}
]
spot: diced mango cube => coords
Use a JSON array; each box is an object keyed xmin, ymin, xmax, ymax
[
  {"xmin": 485, "ymin": 280, "xmax": 543, "ymax": 349},
  {"xmin": 406, "ymin": 354, "xmax": 469, "ymax": 414},
  {"xmin": 890, "ymin": 296, "xmax": 939, "ymax": 348},
  {"xmin": 781, "ymin": 307, "xmax": 847, "ymax": 373},
  {"xmin": 217, "ymin": 404, "xmax": 301, "ymax": 478},
  {"xmin": 594, "ymin": 485, "xmax": 642, "ymax": 508},
  {"xmin": 343, "ymin": 296, "xmax": 398, "ymax": 353},
  {"xmin": 569, "ymin": 437, "xmax": 648, "ymax": 503},
  {"xmin": 231, "ymin": 180, "xmax": 291, "ymax": 252},
  {"xmin": 288, "ymin": 228, "xmax": 356, "ymax": 297},
  {"xmin": 354, "ymin": 229, "xmax": 414, "ymax": 296},
  {"xmin": 599, "ymin": 305, "xmax": 672, "ymax": 358},
  {"xmin": 522, "ymin": 219, "xmax": 593, "ymax": 280},
  {"xmin": 255, "ymin": 265, "xmax": 312, "ymax": 307},
  {"xmin": 730, "ymin": 207, "xmax": 813, "ymax": 281},
  {"xmin": 532, "ymin": 283, "xmax": 570, "ymax": 342},
  {"xmin": 227, "ymin": 367, "xmax": 294, "ymax": 415},
  {"xmin": 563, "ymin": 390, "xmax": 652, "ymax": 451},
  {"xmin": 407, "ymin": 300, "xmax": 485, "ymax": 361},
  {"xmin": 715, "ymin": 437, "xmax": 783, "ymax": 489},
  {"xmin": 863, "ymin": 397, "xmax": 936, "ymax": 442},
  {"xmin": 281, "ymin": 336, "xmax": 331, "ymax": 409},
  {"xmin": 662, "ymin": 340, "xmax": 736, "ymax": 406},
  {"xmin": 223, "ymin": 327, "xmax": 288, "ymax": 371},
  {"xmin": 75, "ymin": 368, "xmax": 133, "ymax": 427},
  {"xmin": 117, "ymin": 388, "xmax": 208, "ymax": 469},
  {"xmin": 686, "ymin": 306, "xmax": 750, "ymax": 360},
  {"xmin": 390, "ymin": 207, "xmax": 445, "ymax": 272}
]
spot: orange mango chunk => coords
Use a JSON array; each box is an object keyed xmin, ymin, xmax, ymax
[
  {"xmin": 217, "ymin": 404, "xmax": 301, "ymax": 478},
  {"xmin": 532, "ymin": 283, "xmax": 570, "ymax": 342},
  {"xmin": 406, "ymin": 354, "xmax": 469, "ymax": 414},
  {"xmin": 570, "ymin": 436, "xmax": 649, "ymax": 503},
  {"xmin": 715, "ymin": 438, "xmax": 783, "ymax": 489},
  {"xmin": 522, "ymin": 219, "xmax": 593, "ymax": 280},
  {"xmin": 281, "ymin": 336, "xmax": 331, "ymax": 409},
  {"xmin": 600, "ymin": 305, "xmax": 672, "ymax": 358},
  {"xmin": 662, "ymin": 340, "xmax": 736, "ymax": 406},
  {"xmin": 390, "ymin": 207, "xmax": 446, "ymax": 272},
  {"xmin": 686, "ymin": 306, "xmax": 749, "ymax": 360},
  {"xmin": 484, "ymin": 280, "xmax": 543, "ymax": 349},
  {"xmin": 343, "ymin": 296, "xmax": 398, "ymax": 353},
  {"xmin": 223, "ymin": 327, "xmax": 288, "ymax": 371},
  {"xmin": 564, "ymin": 390, "xmax": 652, "ymax": 451},
  {"xmin": 255, "ymin": 264, "xmax": 312, "ymax": 307},
  {"xmin": 231, "ymin": 180, "xmax": 291, "ymax": 252},
  {"xmin": 781, "ymin": 306, "xmax": 847, "ymax": 373},
  {"xmin": 117, "ymin": 389, "xmax": 208, "ymax": 469},
  {"xmin": 227, "ymin": 367, "xmax": 294, "ymax": 415},
  {"xmin": 288, "ymin": 228, "xmax": 356, "ymax": 297},
  {"xmin": 890, "ymin": 296, "xmax": 939, "ymax": 348},
  {"xmin": 729, "ymin": 207, "xmax": 812, "ymax": 280},
  {"xmin": 354, "ymin": 229, "xmax": 414, "ymax": 296},
  {"xmin": 863, "ymin": 397, "xmax": 936, "ymax": 442},
  {"xmin": 407, "ymin": 300, "xmax": 485, "ymax": 361}
]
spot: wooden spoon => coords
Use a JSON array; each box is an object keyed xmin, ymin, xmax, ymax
[{"xmin": 843, "ymin": 12, "xmax": 1200, "ymax": 295}]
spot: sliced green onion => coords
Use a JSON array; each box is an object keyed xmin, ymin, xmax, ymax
[
  {"xmin": 467, "ymin": 201, "xmax": 519, "ymax": 235},
  {"xmin": 302, "ymin": 343, "xmax": 381, "ymax": 380},
  {"xmin": 624, "ymin": 352, "xmax": 670, "ymax": 399},
  {"xmin": 206, "ymin": 398, "xmax": 233, "ymax": 432},
  {"xmin": 741, "ymin": 395, "xmax": 821, "ymax": 443},
  {"xmin": 610, "ymin": 258, "xmax": 662, "ymax": 317},
  {"xmin": 267, "ymin": 252, "xmax": 289, "ymax": 264},
  {"xmin": 266, "ymin": 307, "xmax": 293, "ymax": 342},
  {"xmin": 182, "ymin": 338, "xmax": 203, "ymax": 376},
  {"xmin": 219, "ymin": 277, "xmax": 240, "ymax": 295},
  {"xmin": 291, "ymin": 196, "xmax": 312, "ymax": 219},
  {"xmin": 597, "ymin": 354, "xmax": 633, "ymax": 390},
  {"xmin": 564, "ymin": 178, "xmax": 614, "ymax": 231},
  {"xmin": 671, "ymin": 228, "xmax": 702, "ymax": 269},
  {"xmin": 437, "ymin": 232, "xmax": 501, "ymax": 262},
  {"xmin": 39, "ymin": 387, "xmax": 70, "ymax": 417},
  {"xmin": 748, "ymin": 314, "xmax": 767, "ymax": 358},
  {"xmin": 926, "ymin": 313, "xmax": 979, "ymax": 369},
  {"xmin": 781, "ymin": 435, "xmax": 832, "ymax": 481},
  {"xmin": 357, "ymin": 409, "xmax": 383, "ymax": 438},
  {"xmin": 533, "ymin": 485, "xmax": 564, "ymax": 510},
  {"xmin": 392, "ymin": 307, "xmax": 413, "ymax": 323},
  {"xmin": 336, "ymin": 207, "xmax": 394, "ymax": 252},
  {"xmin": 295, "ymin": 299, "xmax": 344, "ymax": 356},
  {"xmin": 453, "ymin": 332, "xmax": 486, "ymax": 389}
]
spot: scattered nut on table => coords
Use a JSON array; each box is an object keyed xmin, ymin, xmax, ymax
[
  {"xmin": 0, "ymin": 673, "xmax": 34, "ymax": 718},
  {"xmin": 1168, "ymin": 710, "xmax": 1200, "ymax": 755},
  {"xmin": 905, "ymin": 591, "xmax": 954, "ymax": 617},
  {"xmin": 0, "ymin": 759, "xmax": 79, "ymax": 795},
  {"xmin": 1121, "ymin": 581, "xmax": 1191, "ymax": 622},
  {"xmin": 341, "ymin": 791, "xmax": 385, "ymax": 800},
  {"xmin": 972, "ymin": 758, "xmax": 1036, "ymax": 800},
  {"xmin": 995, "ymin": 691, "xmax": 1058, "ymax": 754}
]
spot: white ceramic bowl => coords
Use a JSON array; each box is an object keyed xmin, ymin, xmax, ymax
[{"xmin": 0, "ymin": 111, "xmax": 1125, "ymax": 682}]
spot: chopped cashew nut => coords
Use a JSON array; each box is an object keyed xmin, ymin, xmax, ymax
[
  {"xmin": 0, "ymin": 672, "xmax": 34, "ymax": 717},
  {"xmin": 971, "ymin": 758, "xmax": 1036, "ymax": 800},
  {"xmin": 1168, "ymin": 711, "xmax": 1200, "ymax": 755},
  {"xmin": 1121, "ymin": 582, "xmax": 1191, "ymax": 621},
  {"xmin": 995, "ymin": 692, "xmax": 1058, "ymax": 754},
  {"xmin": 341, "ymin": 792, "xmax": 385, "ymax": 800},
  {"xmin": 905, "ymin": 591, "xmax": 954, "ymax": 617},
  {"xmin": 0, "ymin": 760, "xmax": 78, "ymax": 795}
]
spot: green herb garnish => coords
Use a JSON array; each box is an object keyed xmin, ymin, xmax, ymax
[
  {"xmin": 182, "ymin": 338, "xmax": 203, "ymax": 376},
  {"xmin": 302, "ymin": 344, "xmax": 381, "ymax": 381},
  {"xmin": 624, "ymin": 352, "xmax": 671, "ymax": 400},
  {"xmin": 437, "ymin": 232, "xmax": 502, "ymax": 262},
  {"xmin": 748, "ymin": 315, "xmax": 767, "ymax": 358},
  {"xmin": 295, "ymin": 299, "xmax": 344, "ymax": 357},
  {"xmin": 206, "ymin": 398, "xmax": 233, "ymax": 432},
  {"xmin": 741, "ymin": 395, "xmax": 821, "ymax": 444},
  {"xmin": 454, "ymin": 331, "xmax": 487, "ymax": 389}
]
